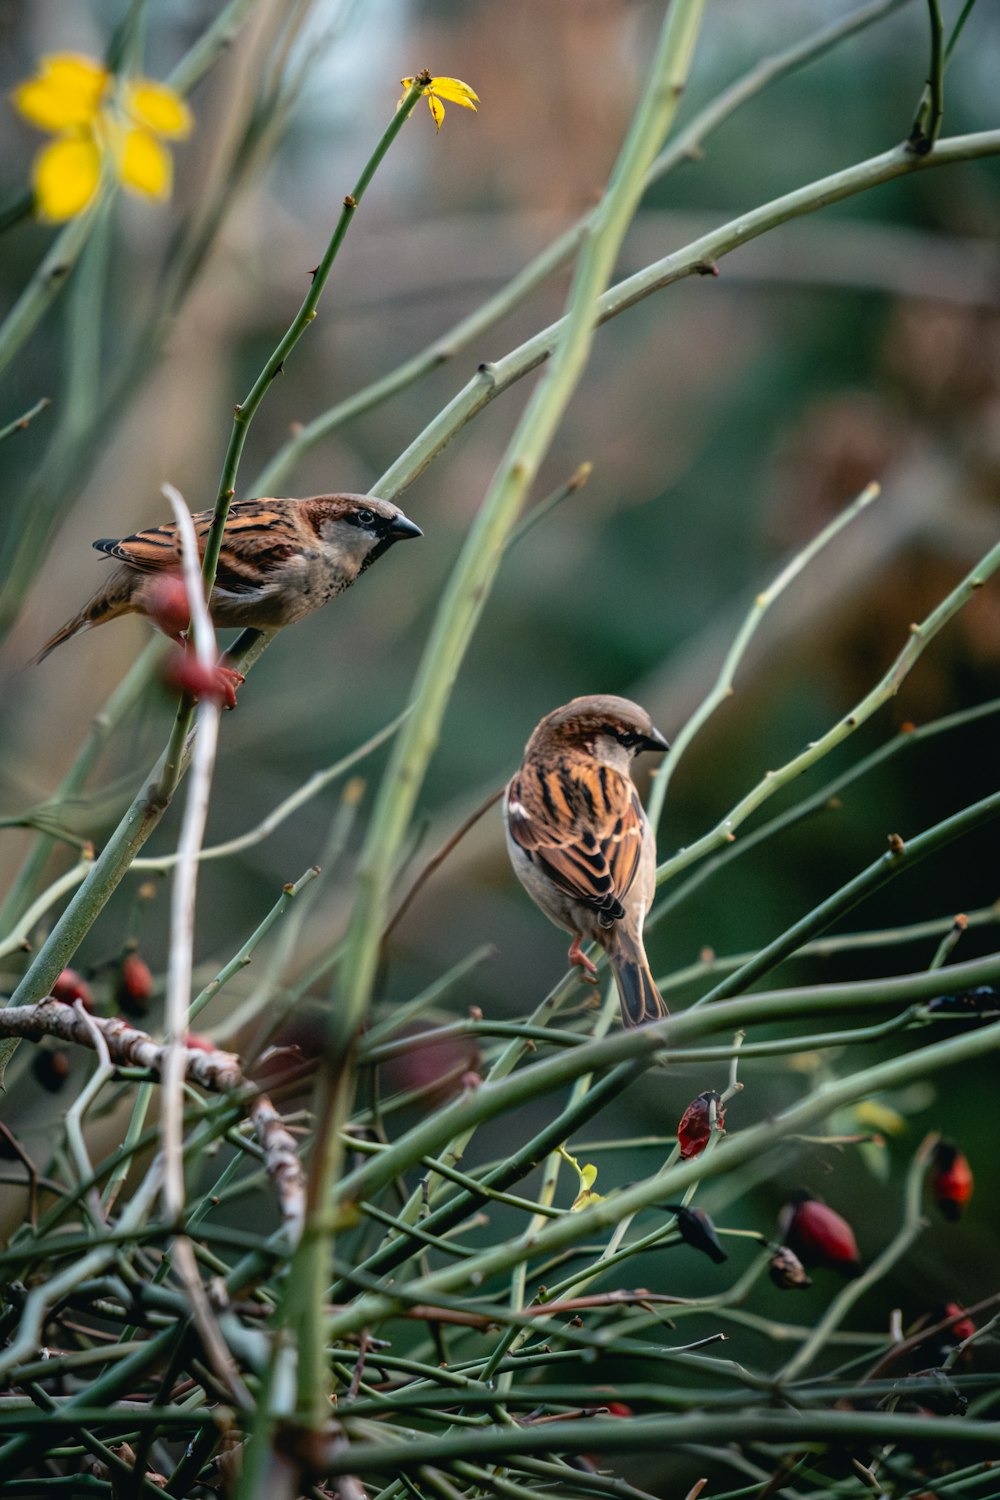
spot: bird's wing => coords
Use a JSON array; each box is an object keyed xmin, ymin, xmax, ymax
[
  {"xmin": 506, "ymin": 759, "xmax": 645, "ymax": 921},
  {"xmin": 93, "ymin": 501, "xmax": 297, "ymax": 595}
]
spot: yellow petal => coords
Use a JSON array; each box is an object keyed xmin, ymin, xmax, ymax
[
  {"xmin": 32, "ymin": 135, "xmax": 102, "ymax": 221},
  {"xmin": 13, "ymin": 53, "xmax": 109, "ymax": 132},
  {"xmin": 427, "ymin": 94, "xmax": 445, "ymax": 131},
  {"xmin": 117, "ymin": 126, "xmax": 172, "ymax": 199},
  {"xmin": 429, "ymin": 76, "xmax": 479, "ymax": 108},
  {"xmin": 123, "ymin": 79, "xmax": 192, "ymax": 139}
]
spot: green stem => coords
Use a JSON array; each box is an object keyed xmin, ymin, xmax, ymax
[
  {"xmin": 202, "ymin": 77, "xmax": 426, "ymax": 595},
  {"xmin": 694, "ymin": 781, "xmax": 1000, "ymax": 1008},
  {"xmin": 648, "ymin": 695, "xmax": 1000, "ymax": 934},
  {"xmin": 325, "ymin": 1013, "xmax": 1000, "ymax": 1345},
  {"xmin": 908, "ymin": 0, "xmax": 945, "ymax": 153},
  {"xmin": 374, "ymin": 128, "xmax": 1000, "ymax": 500},
  {"xmin": 336, "ymin": 0, "xmax": 707, "ymax": 1068},
  {"xmin": 336, "ymin": 942, "xmax": 1000, "ymax": 1216},
  {"xmin": 647, "ymin": 482, "xmax": 879, "ymax": 834},
  {"xmin": 658, "ymin": 530, "xmax": 1000, "ymax": 894},
  {"xmin": 0, "ymin": 396, "xmax": 51, "ymax": 443},
  {"xmin": 0, "ymin": 0, "xmax": 265, "ymax": 381},
  {"xmin": 320, "ymin": 1408, "xmax": 1000, "ymax": 1476},
  {"xmin": 776, "ymin": 1133, "xmax": 935, "ymax": 1383},
  {"xmin": 303, "ymin": 19, "xmax": 708, "ymax": 1388},
  {"xmin": 4, "ymin": 733, "xmax": 188, "ymax": 1024},
  {"xmin": 252, "ymin": 0, "xmax": 911, "ymax": 497},
  {"xmin": 3, "ymin": 89, "xmax": 424, "ymax": 1025}
]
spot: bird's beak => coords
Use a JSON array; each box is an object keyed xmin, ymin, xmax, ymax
[
  {"xmin": 642, "ymin": 726, "xmax": 670, "ymax": 754},
  {"xmin": 389, "ymin": 514, "xmax": 423, "ymax": 541}
]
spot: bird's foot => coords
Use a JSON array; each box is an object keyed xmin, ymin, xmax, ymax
[
  {"xmin": 163, "ymin": 649, "xmax": 245, "ymax": 710},
  {"xmin": 567, "ymin": 937, "xmax": 599, "ymax": 985},
  {"xmin": 215, "ymin": 664, "xmax": 245, "ymax": 710}
]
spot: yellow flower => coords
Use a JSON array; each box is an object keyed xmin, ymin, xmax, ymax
[
  {"xmin": 11, "ymin": 53, "xmax": 192, "ymax": 222},
  {"xmin": 399, "ymin": 74, "xmax": 479, "ymax": 132}
]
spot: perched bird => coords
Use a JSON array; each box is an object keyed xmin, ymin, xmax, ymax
[
  {"xmin": 504, "ymin": 694, "xmax": 669, "ymax": 1028},
  {"xmin": 35, "ymin": 493, "xmax": 422, "ymax": 662}
]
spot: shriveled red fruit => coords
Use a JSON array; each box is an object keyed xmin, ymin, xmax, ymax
[
  {"xmin": 117, "ymin": 951, "xmax": 154, "ymax": 1017},
  {"xmin": 940, "ymin": 1301, "xmax": 976, "ymax": 1346},
  {"xmin": 929, "ymin": 1140, "xmax": 973, "ymax": 1221},
  {"xmin": 677, "ymin": 1090, "xmax": 724, "ymax": 1158},
  {"xmin": 50, "ymin": 968, "xmax": 94, "ymax": 1010},
  {"xmin": 658, "ymin": 1202, "xmax": 727, "ymax": 1264},
  {"xmin": 140, "ymin": 573, "xmax": 191, "ymax": 638},
  {"xmin": 378, "ymin": 1024, "xmax": 484, "ymax": 1108},
  {"xmin": 33, "ymin": 1048, "xmax": 71, "ymax": 1092},
  {"xmin": 779, "ymin": 1191, "xmax": 860, "ymax": 1277},
  {"xmin": 768, "ymin": 1245, "xmax": 812, "ymax": 1290}
]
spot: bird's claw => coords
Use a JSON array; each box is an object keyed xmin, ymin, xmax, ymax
[{"xmin": 567, "ymin": 937, "xmax": 599, "ymax": 984}]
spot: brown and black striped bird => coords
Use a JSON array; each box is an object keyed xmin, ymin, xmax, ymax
[
  {"xmin": 36, "ymin": 494, "xmax": 422, "ymax": 661},
  {"xmin": 503, "ymin": 694, "xmax": 669, "ymax": 1029}
]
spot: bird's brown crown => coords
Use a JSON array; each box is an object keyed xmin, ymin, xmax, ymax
[{"xmin": 526, "ymin": 694, "xmax": 668, "ymax": 758}]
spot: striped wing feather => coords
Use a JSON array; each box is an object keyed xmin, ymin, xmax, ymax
[
  {"xmin": 507, "ymin": 759, "xmax": 644, "ymax": 922},
  {"xmin": 93, "ymin": 501, "xmax": 300, "ymax": 594}
]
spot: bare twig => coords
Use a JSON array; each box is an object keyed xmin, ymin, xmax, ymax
[
  {"xmin": 249, "ymin": 1094, "xmax": 306, "ymax": 1246},
  {"xmin": 0, "ymin": 1000, "xmax": 246, "ymax": 1091}
]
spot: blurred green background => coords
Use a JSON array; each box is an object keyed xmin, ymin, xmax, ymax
[{"xmin": 1, "ymin": 0, "xmax": 999, "ymax": 1463}]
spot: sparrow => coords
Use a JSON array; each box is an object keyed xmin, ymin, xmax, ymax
[
  {"xmin": 35, "ymin": 493, "xmax": 422, "ymax": 662},
  {"xmin": 504, "ymin": 694, "xmax": 669, "ymax": 1029}
]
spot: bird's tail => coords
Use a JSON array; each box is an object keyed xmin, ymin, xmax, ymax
[
  {"xmin": 609, "ymin": 936, "xmax": 667, "ymax": 1029},
  {"xmin": 34, "ymin": 611, "xmax": 93, "ymax": 664},
  {"xmin": 34, "ymin": 570, "xmax": 134, "ymax": 664}
]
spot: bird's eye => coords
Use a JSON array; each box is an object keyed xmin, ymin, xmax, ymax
[{"xmin": 356, "ymin": 508, "xmax": 375, "ymax": 527}]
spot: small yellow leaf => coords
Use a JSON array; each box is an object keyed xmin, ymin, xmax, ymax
[
  {"xmin": 428, "ymin": 94, "xmax": 445, "ymax": 131},
  {"xmin": 14, "ymin": 53, "xmax": 108, "ymax": 132},
  {"xmin": 854, "ymin": 1098, "xmax": 906, "ymax": 1136},
  {"xmin": 124, "ymin": 79, "xmax": 192, "ymax": 139},
  {"xmin": 571, "ymin": 1187, "xmax": 603, "ymax": 1212},
  {"xmin": 117, "ymin": 125, "xmax": 172, "ymax": 199},
  {"xmin": 32, "ymin": 135, "xmax": 102, "ymax": 221},
  {"xmin": 558, "ymin": 1144, "xmax": 602, "ymax": 1211},
  {"xmin": 429, "ymin": 76, "xmax": 479, "ymax": 108}
]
